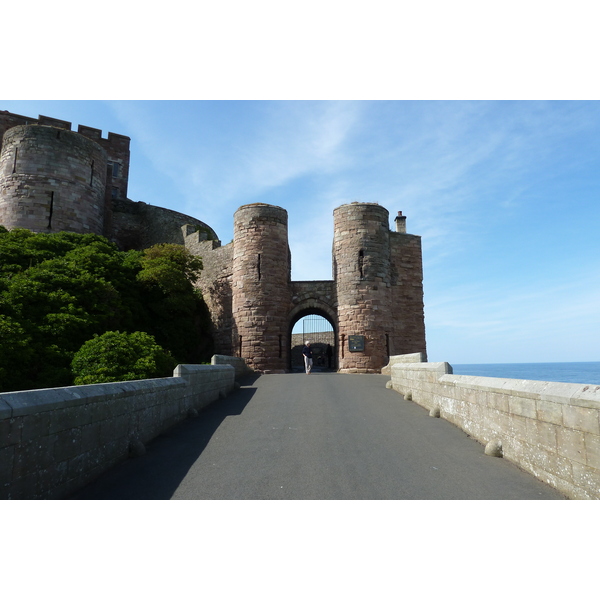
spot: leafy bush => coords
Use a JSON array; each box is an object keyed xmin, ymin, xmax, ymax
[
  {"xmin": 71, "ymin": 331, "xmax": 178, "ymax": 385},
  {"xmin": 0, "ymin": 230, "xmax": 214, "ymax": 391}
]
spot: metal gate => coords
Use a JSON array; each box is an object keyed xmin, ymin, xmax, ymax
[{"xmin": 301, "ymin": 314, "xmax": 333, "ymax": 344}]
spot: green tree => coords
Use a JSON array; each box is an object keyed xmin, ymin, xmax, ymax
[
  {"xmin": 136, "ymin": 244, "xmax": 213, "ymax": 363},
  {"xmin": 0, "ymin": 231, "xmax": 214, "ymax": 391},
  {"xmin": 71, "ymin": 330, "xmax": 178, "ymax": 385}
]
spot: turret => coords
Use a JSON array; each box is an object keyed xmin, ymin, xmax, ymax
[
  {"xmin": 333, "ymin": 202, "xmax": 394, "ymax": 372},
  {"xmin": 231, "ymin": 203, "xmax": 291, "ymax": 372},
  {"xmin": 0, "ymin": 125, "xmax": 107, "ymax": 235}
]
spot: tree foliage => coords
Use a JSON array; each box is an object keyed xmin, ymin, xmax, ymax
[
  {"xmin": 0, "ymin": 230, "xmax": 213, "ymax": 392},
  {"xmin": 71, "ymin": 331, "xmax": 177, "ymax": 385}
]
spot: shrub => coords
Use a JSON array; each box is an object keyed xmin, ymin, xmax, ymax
[{"xmin": 71, "ymin": 331, "xmax": 178, "ymax": 385}]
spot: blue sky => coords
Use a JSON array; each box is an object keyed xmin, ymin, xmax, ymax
[{"xmin": 2, "ymin": 100, "xmax": 599, "ymax": 365}]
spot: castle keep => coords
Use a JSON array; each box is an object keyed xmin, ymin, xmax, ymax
[
  {"xmin": 0, "ymin": 110, "xmax": 427, "ymax": 373},
  {"xmin": 0, "ymin": 111, "xmax": 217, "ymax": 249}
]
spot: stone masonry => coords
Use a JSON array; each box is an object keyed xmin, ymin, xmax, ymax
[
  {"xmin": 189, "ymin": 202, "xmax": 427, "ymax": 373},
  {"xmin": 0, "ymin": 110, "xmax": 427, "ymax": 373},
  {"xmin": 0, "ymin": 110, "xmax": 217, "ymax": 251}
]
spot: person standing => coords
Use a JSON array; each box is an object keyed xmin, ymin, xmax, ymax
[{"xmin": 302, "ymin": 341, "xmax": 313, "ymax": 374}]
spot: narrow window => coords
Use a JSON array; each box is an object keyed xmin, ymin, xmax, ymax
[
  {"xmin": 111, "ymin": 187, "xmax": 118, "ymax": 199},
  {"xmin": 48, "ymin": 191, "xmax": 55, "ymax": 228},
  {"xmin": 278, "ymin": 334, "xmax": 282, "ymax": 358},
  {"xmin": 12, "ymin": 148, "xmax": 18, "ymax": 173},
  {"xmin": 239, "ymin": 336, "xmax": 243, "ymax": 357},
  {"xmin": 257, "ymin": 254, "xmax": 261, "ymax": 281},
  {"xmin": 56, "ymin": 130, "xmax": 61, "ymax": 139},
  {"xmin": 358, "ymin": 249, "xmax": 364, "ymax": 279},
  {"xmin": 386, "ymin": 334, "xmax": 390, "ymax": 357},
  {"xmin": 90, "ymin": 160, "xmax": 94, "ymax": 185},
  {"xmin": 112, "ymin": 162, "xmax": 119, "ymax": 177},
  {"xmin": 341, "ymin": 334, "xmax": 345, "ymax": 359}
]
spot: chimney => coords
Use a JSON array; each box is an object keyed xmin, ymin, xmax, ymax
[{"xmin": 394, "ymin": 211, "xmax": 407, "ymax": 233}]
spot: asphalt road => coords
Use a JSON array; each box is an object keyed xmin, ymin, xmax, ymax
[{"xmin": 72, "ymin": 372, "xmax": 567, "ymax": 500}]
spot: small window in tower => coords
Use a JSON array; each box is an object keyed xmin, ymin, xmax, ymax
[
  {"xmin": 111, "ymin": 187, "xmax": 119, "ymax": 199},
  {"xmin": 358, "ymin": 249, "xmax": 364, "ymax": 279},
  {"xmin": 48, "ymin": 191, "xmax": 55, "ymax": 229},
  {"xmin": 12, "ymin": 148, "xmax": 18, "ymax": 173},
  {"xmin": 112, "ymin": 162, "xmax": 119, "ymax": 177}
]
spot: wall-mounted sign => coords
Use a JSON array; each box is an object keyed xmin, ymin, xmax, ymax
[{"xmin": 348, "ymin": 335, "xmax": 365, "ymax": 352}]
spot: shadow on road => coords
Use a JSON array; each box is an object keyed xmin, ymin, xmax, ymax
[{"xmin": 70, "ymin": 375, "xmax": 260, "ymax": 500}]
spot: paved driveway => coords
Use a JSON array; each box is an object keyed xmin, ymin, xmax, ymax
[{"xmin": 72, "ymin": 372, "xmax": 566, "ymax": 500}]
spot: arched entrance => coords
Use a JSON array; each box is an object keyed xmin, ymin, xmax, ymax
[{"xmin": 289, "ymin": 308, "xmax": 337, "ymax": 372}]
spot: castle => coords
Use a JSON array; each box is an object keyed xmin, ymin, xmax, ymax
[
  {"xmin": 0, "ymin": 111, "xmax": 217, "ymax": 249},
  {"xmin": 0, "ymin": 110, "xmax": 427, "ymax": 373}
]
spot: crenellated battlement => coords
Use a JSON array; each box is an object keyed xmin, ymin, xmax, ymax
[
  {"xmin": 0, "ymin": 110, "xmax": 130, "ymax": 200},
  {"xmin": 0, "ymin": 111, "xmax": 130, "ymax": 149}
]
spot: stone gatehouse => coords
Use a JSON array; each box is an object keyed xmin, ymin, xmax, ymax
[{"xmin": 186, "ymin": 202, "xmax": 427, "ymax": 373}]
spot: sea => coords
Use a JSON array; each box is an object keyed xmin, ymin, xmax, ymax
[{"xmin": 452, "ymin": 362, "xmax": 600, "ymax": 386}]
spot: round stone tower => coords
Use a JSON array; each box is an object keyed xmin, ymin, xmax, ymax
[
  {"xmin": 232, "ymin": 203, "xmax": 291, "ymax": 372},
  {"xmin": 0, "ymin": 125, "xmax": 107, "ymax": 235},
  {"xmin": 333, "ymin": 202, "xmax": 393, "ymax": 373}
]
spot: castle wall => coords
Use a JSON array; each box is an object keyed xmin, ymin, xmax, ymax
[
  {"xmin": 0, "ymin": 125, "xmax": 107, "ymax": 235},
  {"xmin": 187, "ymin": 238, "xmax": 234, "ymax": 356},
  {"xmin": 290, "ymin": 281, "xmax": 337, "ymax": 315},
  {"xmin": 110, "ymin": 198, "xmax": 218, "ymax": 250},
  {"xmin": 389, "ymin": 231, "xmax": 427, "ymax": 358}
]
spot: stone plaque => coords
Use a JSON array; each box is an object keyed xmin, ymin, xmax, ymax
[{"xmin": 348, "ymin": 335, "xmax": 365, "ymax": 352}]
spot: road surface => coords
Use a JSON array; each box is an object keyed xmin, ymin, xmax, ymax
[{"xmin": 72, "ymin": 372, "xmax": 566, "ymax": 500}]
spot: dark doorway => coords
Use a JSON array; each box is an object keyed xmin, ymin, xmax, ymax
[{"xmin": 290, "ymin": 313, "xmax": 336, "ymax": 372}]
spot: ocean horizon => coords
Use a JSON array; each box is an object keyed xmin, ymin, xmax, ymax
[{"xmin": 452, "ymin": 361, "xmax": 600, "ymax": 386}]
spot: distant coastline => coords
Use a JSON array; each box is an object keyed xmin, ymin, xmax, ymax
[{"xmin": 452, "ymin": 362, "xmax": 600, "ymax": 386}]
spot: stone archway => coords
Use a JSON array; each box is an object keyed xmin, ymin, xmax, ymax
[{"xmin": 288, "ymin": 301, "xmax": 337, "ymax": 372}]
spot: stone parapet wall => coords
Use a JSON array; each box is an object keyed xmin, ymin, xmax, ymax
[
  {"xmin": 389, "ymin": 356, "xmax": 600, "ymax": 499},
  {"xmin": 381, "ymin": 352, "xmax": 426, "ymax": 375},
  {"xmin": 0, "ymin": 363, "xmax": 235, "ymax": 500},
  {"xmin": 211, "ymin": 354, "xmax": 252, "ymax": 377}
]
